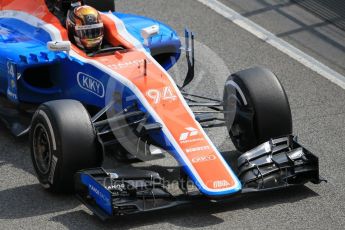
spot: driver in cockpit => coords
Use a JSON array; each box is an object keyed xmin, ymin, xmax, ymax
[{"xmin": 47, "ymin": 0, "xmax": 105, "ymax": 52}]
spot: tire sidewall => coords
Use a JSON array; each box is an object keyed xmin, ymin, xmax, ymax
[
  {"xmin": 30, "ymin": 106, "xmax": 63, "ymax": 191},
  {"xmin": 224, "ymin": 74, "xmax": 257, "ymax": 151}
]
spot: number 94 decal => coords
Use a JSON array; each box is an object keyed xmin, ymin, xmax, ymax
[{"xmin": 146, "ymin": 86, "xmax": 177, "ymax": 104}]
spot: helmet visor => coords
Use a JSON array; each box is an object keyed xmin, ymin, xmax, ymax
[{"xmin": 75, "ymin": 23, "xmax": 104, "ymax": 39}]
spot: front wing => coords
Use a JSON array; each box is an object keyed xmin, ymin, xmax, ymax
[{"xmin": 74, "ymin": 136, "xmax": 324, "ymax": 220}]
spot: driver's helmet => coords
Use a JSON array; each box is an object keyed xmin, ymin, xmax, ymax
[{"xmin": 66, "ymin": 5, "xmax": 104, "ymax": 51}]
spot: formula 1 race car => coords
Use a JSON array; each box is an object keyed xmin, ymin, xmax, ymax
[{"xmin": 0, "ymin": 0, "xmax": 324, "ymax": 220}]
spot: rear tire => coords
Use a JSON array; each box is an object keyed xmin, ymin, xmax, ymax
[
  {"xmin": 223, "ymin": 66, "xmax": 292, "ymax": 152},
  {"xmin": 30, "ymin": 100, "xmax": 102, "ymax": 193}
]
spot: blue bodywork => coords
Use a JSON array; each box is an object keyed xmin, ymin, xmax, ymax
[
  {"xmin": 0, "ymin": 13, "xmax": 181, "ymax": 106},
  {"xmin": 80, "ymin": 174, "xmax": 113, "ymax": 215}
]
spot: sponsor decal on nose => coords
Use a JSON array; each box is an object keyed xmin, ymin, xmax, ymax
[
  {"xmin": 179, "ymin": 127, "xmax": 199, "ymax": 141},
  {"xmin": 213, "ymin": 180, "xmax": 231, "ymax": 189},
  {"xmin": 186, "ymin": 145, "xmax": 211, "ymax": 153},
  {"xmin": 191, "ymin": 154, "xmax": 216, "ymax": 163}
]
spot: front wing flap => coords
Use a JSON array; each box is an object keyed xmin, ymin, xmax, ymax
[{"xmin": 238, "ymin": 135, "xmax": 324, "ymax": 192}]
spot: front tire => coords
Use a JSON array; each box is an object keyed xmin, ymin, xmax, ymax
[
  {"xmin": 30, "ymin": 100, "xmax": 102, "ymax": 193},
  {"xmin": 223, "ymin": 66, "xmax": 292, "ymax": 152}
]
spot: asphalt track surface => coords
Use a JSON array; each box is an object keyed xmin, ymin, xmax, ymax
[{"xmin": 1, "ymin": 0, "xmax": 345, "ymax": 229}]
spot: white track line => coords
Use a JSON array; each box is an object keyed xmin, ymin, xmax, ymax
[{"xmin": 196, "ymin": 0, "xmax": 345, "ymax": 89}]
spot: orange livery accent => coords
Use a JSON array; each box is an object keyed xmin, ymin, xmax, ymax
[{"xmin": 94, "ymin": 49, "xmax": 238, "ymax": 191}]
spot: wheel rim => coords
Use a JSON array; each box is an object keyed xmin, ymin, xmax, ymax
[
  {"xmin": 230, "ymin": 116, "xmax": 244, "ymax": 148},
  {"xmin": 33, "ymin": 124, "xmax": 52, "ymax": 175},
  {"xmin": 229, "ymin": 96, "xmax": 255, "ymax": 150}
]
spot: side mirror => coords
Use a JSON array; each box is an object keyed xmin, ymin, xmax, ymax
[
  {"xmin": 47, "ymin": 41, "xmax": 71, "ymax": 54},
  {"xmin": 141, "ymin": 25, "xmax": 159, "ymax": 46}
]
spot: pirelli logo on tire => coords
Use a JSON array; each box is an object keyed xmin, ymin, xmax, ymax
[{"xmin": 48, "ymin": 155, "xmax": 58, "ymax": 184}]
